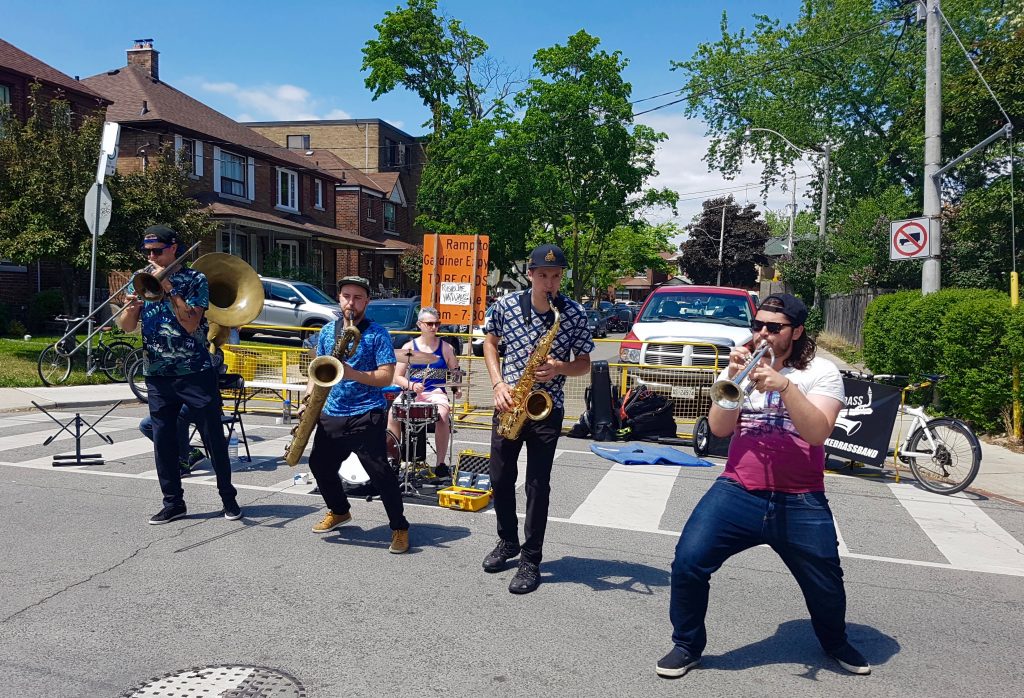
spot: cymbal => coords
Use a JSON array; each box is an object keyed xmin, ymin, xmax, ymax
[{"xmin": 394, "ymin": 349, "xmax": 438, "ymax": 364}]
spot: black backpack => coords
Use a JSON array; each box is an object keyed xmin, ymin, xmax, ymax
[{"xmin": 617, "ymin": 385, "xmax": 677, "ymax": 440}]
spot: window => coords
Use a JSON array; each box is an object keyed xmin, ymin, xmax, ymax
[
  {"xmin": 267, "ymin": 281, "xmax": 299, "ymax": 303},
  {"xmin": 0, "ymin": 85, "xmax": 9, "ymax": 105},
  {"xmin": 384, "ymin": 202, "xmax": 396, "ymax": 233},
  {"xmin": 277, "ymin": 168, "xmax": 298, "ymax": 211},
  {"xmin": 220, "ymin": 150, "xmax": 246, "ymax": 197},
  {"xmin": 219, "ymin": 229, "xmax": 252, "ymax": 264},
  {"xmin": 276, "ymin": 240, "xmax": 299, "ymax": 270},
  {"xmin": 383, "ymin": 138, "xmax": 406, "ymax": 168},
  {"xmin": 175, "ymin": 136, "xmax": 203, "ymax": 176},
  {"xmin": 365, "ymin": 195, "xmax": 375, "ymax": 222},
  {"xmin": 286, "ymin": 134, "xmax": 310, "ymax": 150},
  {"xmin": 314, "ymin": 179, "xmax": 323, "ymax": 209}
]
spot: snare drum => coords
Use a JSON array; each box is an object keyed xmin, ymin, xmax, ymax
[{"xmin": 393, "ymin": 400, "xmax": 439, "ymax": 424}]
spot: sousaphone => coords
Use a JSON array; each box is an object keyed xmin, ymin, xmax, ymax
[{"xmin": 191, "ymin": 252, "xmax": 264, "ymax": 347}]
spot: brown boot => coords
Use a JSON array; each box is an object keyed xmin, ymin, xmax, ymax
[{"xmin": 389, "ymin": 528, "xmax": 410, "ymax": 554}]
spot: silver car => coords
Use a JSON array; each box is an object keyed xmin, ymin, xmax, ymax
[{"xmin": 246, "ymin": 277, "xmax": 343, "ymax": 337}]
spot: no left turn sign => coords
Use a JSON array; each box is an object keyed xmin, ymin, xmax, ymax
[{"xmin": 890, "ymin": 217, "xmax": 934, "ymax": 260}]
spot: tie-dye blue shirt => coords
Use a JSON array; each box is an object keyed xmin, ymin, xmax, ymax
[
  {"xmin": 317, "ymin": 317, "xmax": 396, "ymax": 416},
  {"xmin": 127, "ymin": 267, "xmax": 212, "ymax": 377}
]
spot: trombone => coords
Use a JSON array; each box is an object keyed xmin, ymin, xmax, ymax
[
  {"xmin": 709, "ymin": 337, "xmax": 775, "ymax": 410},
  {"xmin": 52, "ymin": 241, "xmax": 201, "ymax": 358}
]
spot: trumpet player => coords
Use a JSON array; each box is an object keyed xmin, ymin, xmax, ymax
[
  {"xmin": 658, "ymin": 293, "xmax": 870, "ymax": 679},
  {"xmin": 304, "ymin": 276, "xmax": 410, "ymax": 554},
  {"xmin": 117, "ymin": 225, "xmax": 241, "ymax": 525}
]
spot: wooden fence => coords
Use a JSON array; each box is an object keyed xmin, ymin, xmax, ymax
[{"xmin": 822, "ymin": 288, "xmax": 893, "ymax": 347}]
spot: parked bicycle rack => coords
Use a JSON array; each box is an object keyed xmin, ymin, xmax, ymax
[{"xmin": 32, "ymin": 401, "xmax": 122, "ymax": 467}]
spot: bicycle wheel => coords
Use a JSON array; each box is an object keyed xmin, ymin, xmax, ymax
[
  {"xmin": 126, "ymin": 351, "xmax": 149, "ymax": 404},
  {"xmin": 38, "ymin": 344, "xmax": 72, "ymax": 386},
  {"xmin": 101, "ymin": 340, "xmax": 137, "ymax": 382},
  {"xmin": 906, "ymin": 417, "xmax": 982, "ymax": 495}
]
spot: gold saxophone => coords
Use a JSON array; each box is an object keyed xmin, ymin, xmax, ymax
[
  {"xmin": 497, "ymin": 294, "xmax": 561, "ymax": 440},
  {"xmin": 284, "ymin": 312, "xmax": 361, "ymax": 467}
]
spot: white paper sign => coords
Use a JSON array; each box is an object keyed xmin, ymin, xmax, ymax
[{"xmin": 440, "ymin": 282, "xmax": 472, "ymax": 306}]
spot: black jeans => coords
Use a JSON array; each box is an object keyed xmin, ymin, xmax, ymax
[
  {"xmin": 308, "ymin": 409, "xmax": 409, "ymax": 531},
  {"xmin": 489, "ymin": 408, "xmax": 564, "ymax": 564},
  {"xmin": 146, "ymin": 368, "xmax": 236, "ymax": 508}
]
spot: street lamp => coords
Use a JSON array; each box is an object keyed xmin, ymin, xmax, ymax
[
  {"xmin": 688, "ymin": 224, "xmax": 724, "ymax": 286},
  {"xmin": 743, "ymin": 127, "xmax": 834, "ymax": 308}
]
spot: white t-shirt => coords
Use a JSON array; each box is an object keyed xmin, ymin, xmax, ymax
[{"xmin": 719, "ymin": 356, "xmax": 845, "ymax": 492}]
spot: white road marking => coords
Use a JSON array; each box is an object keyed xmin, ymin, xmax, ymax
[{"xmin": 569, "ymin": 462, "xmax": 680, "ymax": 532}]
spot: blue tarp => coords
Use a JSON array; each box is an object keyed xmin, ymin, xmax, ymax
[{"xmin": 589, "ymin": 443, "xmax": 715, "ymax": 467}]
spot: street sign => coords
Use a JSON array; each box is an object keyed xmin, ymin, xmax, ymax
[
  {"xmin": 420, "ymin": 234, "xmax": 489, "ymax": 326},
  {"xmin": 95, "ymin": 122, "xmax": 121, "ymax": 184},
  {"xmin": 84, "ymin": 183, "xmax": 113, "ymax": 237},
  {"xmin": 890, "ymin": 217, "xmax": 935, "ymax": 260}
]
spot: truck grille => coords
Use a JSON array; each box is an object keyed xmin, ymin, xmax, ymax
[{"xmin": 642, "ymin": 343, "xmax": 727, "ymax": 369}]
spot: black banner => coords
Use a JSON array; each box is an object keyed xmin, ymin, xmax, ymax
[{"xmin": 824, "ymin": 378, "xmax": 901, "ymax": 467}]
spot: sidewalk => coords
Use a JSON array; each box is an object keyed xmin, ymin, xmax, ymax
[{"xmin": 2, "ymin": 363, "xmax": 1022, "ymax": 504}]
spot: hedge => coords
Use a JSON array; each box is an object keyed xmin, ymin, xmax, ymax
[{"xmin": 863, "ymin": 289, "xmax": 1018, "ymax": 432}]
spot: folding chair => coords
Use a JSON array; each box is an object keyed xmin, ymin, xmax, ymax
[{"xmin": 191, "ymin": 372, "xmax": 252, "ymax": 462}]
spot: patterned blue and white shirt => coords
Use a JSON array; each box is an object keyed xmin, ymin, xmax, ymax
[
  {"xmin": 486, "ymin": 291, "xmax": 594, "ymax": 409},
  {"xmin": 316, "ymin": 317, "xmax": 397, "ymax": 417},
  {"xmin": 127, "ymin": 267, "xmax": 212, "ymax": 377}
]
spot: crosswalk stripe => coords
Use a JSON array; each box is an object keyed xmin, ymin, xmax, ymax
[
  {"xmin": 889, "ymin": 482, "xmax": 1024, "ymax": 575},
  {"xmin": 569, "ymin": 462, "xmax": 680, "ymax": 533}
]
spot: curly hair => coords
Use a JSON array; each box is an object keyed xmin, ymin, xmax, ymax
[{"xmin": 759, "ymin": 297, "xmax": 816, "ymax": 370}]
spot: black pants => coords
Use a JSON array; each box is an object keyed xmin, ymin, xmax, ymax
[
  {"xmin": 147, "ymin": 368, "xmax": 236, "ymax": 508},
  {"xmin": 308, "ymin": 409, "xmax": 409, "ymax": 531},
  {"xmin": 489, "ymin": 408, "xmax": 564, "ymax": 564}
]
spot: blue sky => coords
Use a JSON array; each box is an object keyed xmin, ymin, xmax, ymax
[{"xmin": 4, "ymin": 0, "xmax": 812, "ymax": 231}]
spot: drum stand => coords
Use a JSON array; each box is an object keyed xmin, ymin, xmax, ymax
[{"xmin": 32, "ymin": 400, "xmax": 120, "ymax": 466}]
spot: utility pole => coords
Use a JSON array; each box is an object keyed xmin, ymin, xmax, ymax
[
  {"xmin": 717, "ymin": 202, "xmax": 726, "ymax": 286},
  {"xmin": 813, "ymin": 141, "xmax": 831, "ymax": 308},
  {"xmin": 788, "ymin": 169, "xmax": 796, "ymax": 259},
  {"xmin": 922, "ymin": 0, "xmax": 942, "ymax": 294}
]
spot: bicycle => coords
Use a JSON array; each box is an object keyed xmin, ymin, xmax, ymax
[
  {"xmin": 124, "ymin": 347, "xmax": 149, "ymax": 403},
  {"xmin": 37, "ymin": 316, "xmax": 140, "ymax": 386},
  {"xmin": 840, "ymin": 370, "xmax": 982, "ymax": 495}
]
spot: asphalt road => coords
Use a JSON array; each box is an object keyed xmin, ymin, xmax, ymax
[{"xmin": 1, "ymin": 403, "xmax": 1022, "ymax": 697}]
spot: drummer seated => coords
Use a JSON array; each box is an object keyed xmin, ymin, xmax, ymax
[{"xmin": 386, "ymin": 307, "xmax": 463, "ymax": 477}]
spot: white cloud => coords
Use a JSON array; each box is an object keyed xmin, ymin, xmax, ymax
[
  {"xmin": 638, "ymin": 113, "xmax": 819, "ymax": 245},
  {"xmin": 198, "ymin": 81, "xmax": 351, "ymax": 122}
]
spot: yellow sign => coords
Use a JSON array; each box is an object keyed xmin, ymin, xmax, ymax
[{"xmin": 420, "ymin": 234, "xmax": 489, "ymax": 326}]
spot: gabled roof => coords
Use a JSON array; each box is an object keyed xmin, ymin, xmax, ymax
[
  {"xmin": 81, "ymin": 64, "xmax": 337, "ymax": 180},
  {"xmin": 367, "ymin": 172, "xmax": 406, "ymax": 205},
  {"xmin": 0, "ymin": 38, "xmax": 108, "ymax": 103},
  {"xmin": 303, "ymin": 149, "xmax": 384, "ymax": 193}
]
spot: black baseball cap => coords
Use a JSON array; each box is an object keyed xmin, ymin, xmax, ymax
[
  {"xmin": 141, "ymin": 224, "xmax": 179, "ymax": 245},
  {"xmin": 528, "ymin": 243, "xmax": 568, "ymax": 270},
  {"xmin": 759, "ymin": 293, "xmax": 808, "ymax": 326},
  {"xmin": 337, "ymin": 275, "xmax": 371, "ymax": 295}
]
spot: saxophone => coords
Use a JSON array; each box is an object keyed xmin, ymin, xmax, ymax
[
  {"xmin": 497, "ymin": 294, "xmax": 561, "ymax": 440},
  {"xmin": 284, "ymin": 312, "xmax": 360, "ymax": 467}
]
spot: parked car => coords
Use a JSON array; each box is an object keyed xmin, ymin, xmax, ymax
[
  {"xmin": 586, "ymin": 309, "xmax": 609, "ymax": 339},
  {"xmin": 617, "ymin": 285, "xmax": 756, "ymax": 412},
  {"xmin": 605, "ymin": 306, "xmax": 635, "ymax": 333},
  {"xmin": 246, "ymin": 277, "xmax": 343, "ymax": 338},
  {"xmin": 368, "ymin": 297, "xmax": 462, "ymax": 354}
]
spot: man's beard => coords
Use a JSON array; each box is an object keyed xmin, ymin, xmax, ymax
[{"xmin": 346, "ymin": 307, "xmax": 365, "ymax": 325}]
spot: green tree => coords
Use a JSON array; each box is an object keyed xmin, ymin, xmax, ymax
[
  {"xmin": 590, "ymin": 222, "xmax": 676, "ymax": 300},
  {"xmin": 679, "ymin": 196, "xmax": 770, "ymax": 287},
  {"xmin": 516, "ymin": 30, "xmax": 676, "ymax": 299},
  {"xmin": 0, "ymin": 86, "xmax": 102, "ymax": 312}
]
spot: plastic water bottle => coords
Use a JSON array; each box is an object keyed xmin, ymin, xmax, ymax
[
  {"xmin": 228, "ymin": 434, "xmax": 239, "ymax": 461},
  {"xmin": 283, "ymin": 397, "xmax": 292, "ymax": 424}
]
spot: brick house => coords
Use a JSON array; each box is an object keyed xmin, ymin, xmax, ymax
[
  {"xmin": 246, "ymin": 119, "xmax": 422, "ymax": 296},
  {"xmin": 609, "ymin": 251, "xmax": 678, "ymax": 303},
  {"xmin": 81, "ymin": 41, "xmax": 383, "ymax": 296},
  {"xmin": 0, "ymin": 38, "xmax": 111, "ymax": 309}
]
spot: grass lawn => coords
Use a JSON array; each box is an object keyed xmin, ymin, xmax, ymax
[{"xmin": 0, "ymin": 336, "xmax": 131, "ymax": 388}]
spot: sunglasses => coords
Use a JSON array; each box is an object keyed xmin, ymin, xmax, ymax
[
  {"xmin": 752, "ymin": 319, "xmax": 792, "ymax": 334},
  {"xmin": 140, "ymin": 244, "xmax": 172, "ymax": 256},
  {"xmin": 420, "ymin": 320, "xmax": 440, "ymax": 327}
]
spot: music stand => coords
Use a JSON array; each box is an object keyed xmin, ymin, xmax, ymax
[{"xmin": 32, "ymin": 400, "xmax": 121, "ymax": 467}]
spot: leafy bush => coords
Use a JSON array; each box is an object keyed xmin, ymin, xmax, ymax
[
  {"xmin": 805, "ymin": 305, "xmax": 823, "ymax": 337},
  {"xmin": 27, "ymin": 290, "xmax": 64, "ymax": 333},
  {"xmin": 9, "ymin": 319, "xmax": 27, "ymax": 337}
]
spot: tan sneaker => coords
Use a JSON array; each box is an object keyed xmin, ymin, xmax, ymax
[
  {"xmin": 389, "ymin": 528, "xmax": 410, "ymax": 554},
  {"xmin": 312, "ymin": 511, "xmax": 351, "ymax": 533}
]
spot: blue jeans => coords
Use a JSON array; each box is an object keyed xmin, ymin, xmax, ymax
[
  {"xmin": 139, "ymin": 405, "xmax": 194, "ymax": 461},
  {"xmin": 670, "ymin": 477, "xmax": 848, "ymax": 657}
]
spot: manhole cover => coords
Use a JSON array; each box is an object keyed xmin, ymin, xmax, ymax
[{"xmin": 122, "ymin": 665, "xmax": 305, "ymax": 697}]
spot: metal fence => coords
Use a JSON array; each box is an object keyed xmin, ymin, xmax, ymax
[{"xmin": 226, "ymin": 327, "xmax": 728, "ymax": 439}]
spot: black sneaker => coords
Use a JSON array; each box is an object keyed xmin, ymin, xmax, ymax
[
  {"xmin": 187, "ymin": 448, "xmax": 207, "ymax": 469},
  {"xmin": 508, "ymin": 560, "xmax": 541, "ymax": 594},
  {"xmin": 223, "ymin": 499, "xmax": 242, "ymax": 521},
  {"xmin": 434, "ymin": 463, "xmax": 450, "ymax": 478},
  {"xmin": 656, "ymin": 647, "xmax": 700, "ymax": 678},
  {"xmin": 482, "ymin": 539, "xmax": 521, "ymax": 573},
  {"xmin": 149, "ymin": 505, "xmax": 187, "ymax": 525},
  {"xmin": 829, "ymin": 643, "xmax": 871, "ymax": 675}
]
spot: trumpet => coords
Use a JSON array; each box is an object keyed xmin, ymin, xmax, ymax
[{"xmin": 709, "ymin": 338, "xmax": 775, "ymax": 410}]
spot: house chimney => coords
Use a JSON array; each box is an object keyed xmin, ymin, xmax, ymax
[{"xmin": 127, "ymin": 38, "xmax": 159, "ymax": 80}]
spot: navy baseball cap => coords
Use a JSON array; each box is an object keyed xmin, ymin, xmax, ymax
[
  {"xmin": 759, "ymin": 293, "xmax": 808, "ymax": 326},
  {"xmin": 528, "ymin": 244, "xmax": 568, "ymax": 270},
  {"xmin": 141, "ymin": 224, "xmax": 179, "ymax": 245}
]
